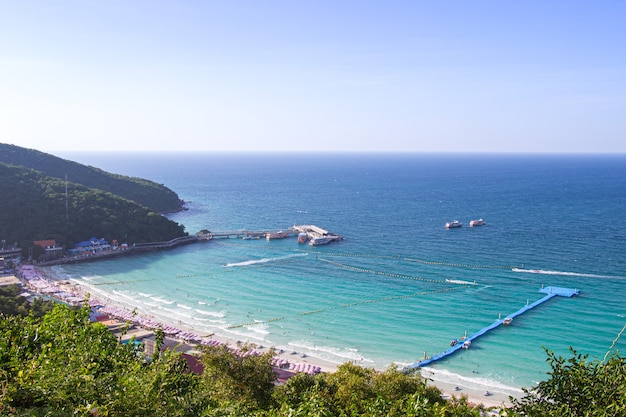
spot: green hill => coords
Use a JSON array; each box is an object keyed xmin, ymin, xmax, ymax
[
  {"xmin": 0, "ymin": 144, "xmax": 183, "ymax": 213},
  {"xmin": 0, "ymin": 162, "xmax": 187, "ymax": 250}
]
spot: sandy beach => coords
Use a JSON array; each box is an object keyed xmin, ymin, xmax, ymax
[{"xmin": 16, "ymin": 263, "xmax": 513, "ymax": 411}]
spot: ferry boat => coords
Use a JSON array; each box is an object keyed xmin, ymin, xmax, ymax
[
  {"xmin": 266, "ymin": 231, "xmax": 288, "ymax": 240},
  {"xmin": 445, "ymin": 220, "xmax": 462, "ymax": 228},
  {"xmin": 308, "ymin": 237, "xmax": 331, "ymax": 246},
  {"xmin": 297, "ymin": 233, "xmax": 308, "ymax": 244},
  {"xmin": 470, "ymin": 219, "xmax": 486, "ymax": 227}
]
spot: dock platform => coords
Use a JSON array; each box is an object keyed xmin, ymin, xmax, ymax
[
  {"xmin": 292, "ymin": 225, "xmax": 344, "ymax": 244},
  {"xmin": 198, "ymin": 225, "xmax": 343, "ymax": 244},
  {"xmin": 406, "ymin": 286, "xmax": 580, "ymax": 369}
]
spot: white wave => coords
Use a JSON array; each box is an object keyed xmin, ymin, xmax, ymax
[
  {"xmin": 223, "ymin": 327, "xmax": 267, "ymax": 342},
  {"xmin": 138, "ymin": 292, "xmax": 153, "ymax": 298},
  {"xmin": 287, "ymin": 341, "xmax": 373, "ymax": 364},
  {"xmin": 512, "ymin": 268, "xmax": 620, "ymax": 279},
  {"xmin": 178, "ymin": 303, "xmax": 193, "ymax": 310},
  {"xmin": 150, "ymin": 296, "xmax": 175, "ymax": 305},
  {"xmin": 246, "ymin": 324, "xmax": 270, "ymax": 336},
  {"xmin": 224, "ymin": 253, "xmax": 308, "ymax": 268},
  {"xmin": 198, "ymin": 301, "xmax": 207, "ymax": 305},
  {"xmin": 194, "ymin": 308, "xmax": 225, "ymax": 318},
  {"xmin": 161, "ymin": 307, "xmax": 193, "ymax": 320},
  {"xmin": 79, "ymin": 275, "xmax": 101, "ymax": 282},
  {"xmin": 423, "ymin": 367, "xmax": 524, "ymax": 397},
  {"xmin": 112, "ymin": 290, "xmax": 135, "ymax": 301}
]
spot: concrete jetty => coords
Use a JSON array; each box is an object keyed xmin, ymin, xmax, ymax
[{"xmin": 201, "ymin": 225, "xmax": 343, "ymax": 245}]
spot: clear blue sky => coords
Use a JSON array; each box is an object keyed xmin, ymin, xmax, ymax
[{"xmin": 1, "ymin": 1, "xmax": 625, "ymax": 153}]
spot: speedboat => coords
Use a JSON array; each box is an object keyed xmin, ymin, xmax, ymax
[
  {"xmin": 462, "ymin": 340, "xmax": 471, "ymax": 349},
  {"xmin": 503, "ymin": 317, "xmax": 513, "ymax": 325},
  {"xmin": 445, "ymin": 220, "xmax": 462, "ymax": 228},
  {"xmin": 469, "ymin": 219, "xmax": 486, "ymax": 227}
]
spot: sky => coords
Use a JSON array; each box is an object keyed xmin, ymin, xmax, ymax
[{"xmin": 1, "ymin": 1, "xmax": 625, "ymax": 153}]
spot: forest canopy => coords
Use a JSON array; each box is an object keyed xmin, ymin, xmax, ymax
[
  {"xmin": 0, "ymin": 144, "xmax": 188, "ymax": 250},
  {"xmin": 0, "ymin": 144, "xmax": 183, "ymax": 213}
]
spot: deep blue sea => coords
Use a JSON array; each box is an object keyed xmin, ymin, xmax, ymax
[{"xmin": 51, "ymin": 152, "xmax": 626, "ymax": 397}]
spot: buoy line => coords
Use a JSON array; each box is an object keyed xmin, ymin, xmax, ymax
[
  {"xmin": 298, "ymin": 286, "xmax": 467, "ymax": 316},
  {"xmin": 402, "ymin": 257, "xmax": 520, "ymax": 269},
  {"xmin": 295, "ymin": 249, "xmax": 399, "ymax": 260},
  {"xmin": 227, "ymin": 317, "xmax": 285, "ymax": 329},
  {"xmin": 318, "ymin": 257, "xmax": 462, "ymax": 285},
  {"xmin": 93, "ymin": 278, "xmax": 155, "ymax": 285},
  {"xmin": 297, "ymin": 249, "xmax": 521, "ymax": 270},
  {"xmin": 226, "ymin": 285, "xmax": 470, "ymax": 329},
  {"xmin": 174, "ymin": 272, "xmax": 216, "ymax": 279}
]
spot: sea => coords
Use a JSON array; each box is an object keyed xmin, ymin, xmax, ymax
[{"xmin": 49, "ymin": 152, "xmax": 626, "ymax": 398}]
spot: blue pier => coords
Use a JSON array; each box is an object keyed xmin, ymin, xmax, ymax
[{"xmin": 406, "ymin": 286, "xmax": 580, "ymax": 369}]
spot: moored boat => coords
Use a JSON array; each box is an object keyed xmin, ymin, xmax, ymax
[
  {"xmin": 503, "ymin": 317, "xmax": 513, "ymax": 325},
  {"xmin": 309, "ymin": 237, "xmax": 331, "ymax": 246},
  {"xmin": 445, "ymin": 220, "xmax": 462, "ymax": 228},
  {"xmin": 297, "ymin": 233, "xmax": 308, "ymax": 244},
  {"xmin": 470, "ymin": 218, "xmax": 486, "ymax": 227},
  {"xmin": 266, "ymin": 231, "xmax": 288, "ymax": 240}
]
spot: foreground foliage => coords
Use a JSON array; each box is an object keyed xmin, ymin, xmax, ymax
[
  {"xmin": 1, "ymin": 303, "xmax": 624, "ymax": 416},
  {"xmin": 509, "ymin": 348, "xmax": 626, "ymax": 417},
  {"xmin": 0, "ymin": 285, "xmax": 54, "ymax": 318}
]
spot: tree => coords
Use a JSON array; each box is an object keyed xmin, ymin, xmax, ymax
[
  {"xmin": 0, "ymin": 303, "xmax": 209, "ymax": 416},
  {"xmin": 200, "ymin": 343, "xmax": 277, "ymax": 413},
  {"xmin": 510, "ymin": 348, "xmax": 626, "ymax": 417}
]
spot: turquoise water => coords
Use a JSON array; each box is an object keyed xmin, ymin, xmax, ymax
[{"xmin": 51, "ymin": 152, "xmax": 626, "ymax": 396}]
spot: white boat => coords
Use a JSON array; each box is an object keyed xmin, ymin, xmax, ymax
[
  {"xmin": 242, "ymin": 235, "xmax": 260, "ymax": 240},
  {"xmin": 462, "ymin": 340, "xmax": 471, "ymax": 349},
  {"xmin": 503, "ymin": 317, "xmax": 513, "ymax": 325},
  {"xmin": 297, "ymin": 233, "xmax": 308, "ymax": 244},
  {"xmin": 309, "ymin": 237, "xmax": 331, "ymax": 246},
  {"xmin": 445, "ymin": 220, "xmax": 462, "ymax": 228},
  {"xmin": 470, "ymin": 219, "xmax": 486, "ymax": 227}
]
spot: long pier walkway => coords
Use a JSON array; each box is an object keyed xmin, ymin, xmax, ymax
[
  {"xmin": 406, "ymin": 286, "xmax": 580, "ymax": 369},
  {"xmin": 199, "ymin": 224, "xmax": 343, "ymax": 244}
]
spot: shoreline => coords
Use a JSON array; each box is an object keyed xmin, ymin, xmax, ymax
[{"xmin": 18, "ymin": 263, "xmax": 514, "ymax": 410}]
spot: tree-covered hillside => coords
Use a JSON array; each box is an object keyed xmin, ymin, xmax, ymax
[
  {"xmin": 0, "ymin": 143, "xmax": 183, "ymax": 213},
  {"xmin": 0, "ymin": 162, "xmax": 187, "ymax": 249}
]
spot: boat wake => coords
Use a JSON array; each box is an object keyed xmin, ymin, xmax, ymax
[
  {"xmin": 224, "ymin": 253, "xmax": 308, "ymax": 268},
  {"xmin": 512, "ymin": 268, "xmax": 620, "ymax": 279},
  {"xmin": 445, "ymin": 279, "xmax": 476, "ymax": 285}
]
